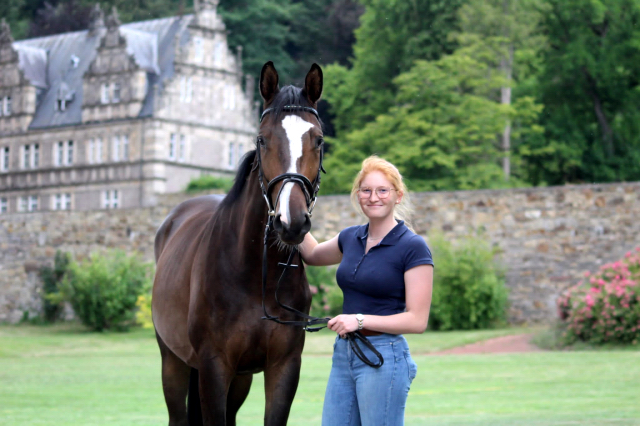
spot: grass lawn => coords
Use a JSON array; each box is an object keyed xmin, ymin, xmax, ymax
[{"xmin": 0, "ymin": 324, "xmax": 638, "ymax": 425}]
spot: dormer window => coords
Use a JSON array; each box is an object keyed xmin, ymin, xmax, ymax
[
  {"xmin": 56, "ymin": 82, "xmax": 75, "ymax": 112},
  {"xmin": 2, "ymin": 96, "xmax": 11, "ymax": 116},
  {"xmin": 101, "ymin": 83, "xmax": 110, "ymax": 104},
  {"xmin": 194, "ymin": 37, "xmax": 204, "ymax": 63},
  {"xmin": 113, "ymin": 82, "xmax": 121, "ymax": 103}
]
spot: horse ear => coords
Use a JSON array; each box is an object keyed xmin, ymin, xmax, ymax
[
  {"xmin": 260, "ymin": 61, "xmax": 280, "ymax": 104},
  {"xmin": 303, "ymin": 63, "xmax": 323, "ymax": 106}
]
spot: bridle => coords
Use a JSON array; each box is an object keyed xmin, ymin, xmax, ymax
[{"xmin": 256, "ymin": 105, "xmax": 384, "ymax": 368}]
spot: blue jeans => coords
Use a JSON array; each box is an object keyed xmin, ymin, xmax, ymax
[{"xmin": 322, "ymin": 334, "xmax": 418, "ymax": 426}]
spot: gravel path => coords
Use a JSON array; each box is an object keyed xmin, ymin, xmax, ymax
[{"xmin": 430, "ymin": 333, "xmax": 542, "ymax": 355}]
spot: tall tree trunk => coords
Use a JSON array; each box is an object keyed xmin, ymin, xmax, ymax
[
  {"xmin": 500, "ymin": 44, "xmax": 514, "ymax": 181},
  {"xmin": 582, "ymin": 67, "xmax": 614, "ymax": 157}
]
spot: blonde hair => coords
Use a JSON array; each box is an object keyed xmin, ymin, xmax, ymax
[{"xmin": 350, "ymin": 156, "xmax": 414, "ymax": 230}]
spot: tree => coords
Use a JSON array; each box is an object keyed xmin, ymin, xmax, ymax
[
  {"xmin": 323, "ymin": 0, "xmax": 465, "ymax": 135},
  {"xmin": 533, "ymin": 0, "xmax": 640, "ymax": 185},
  {"xmin": 321, "ymin": 51, "xmax": 542, "ymax": 194},
  {"xmin": 457, "ymin": 0, "xmax": 545, "ymax": 181}
]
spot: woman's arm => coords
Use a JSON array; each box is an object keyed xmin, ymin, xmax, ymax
[
  {"xmin": 298, "ymin": 232, "xmax": 343, "ymax": 266},
  {"xmin": 328, "ymin": 264, "xmax": 433, "ymax": 337}
]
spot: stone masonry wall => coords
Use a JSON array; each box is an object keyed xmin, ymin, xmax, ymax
[{"xmin": 1, "ymin": 182, "xmax": 639, "ymax": 324}]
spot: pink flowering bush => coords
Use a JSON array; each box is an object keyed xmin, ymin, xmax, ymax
[{"xmin": 557, "ymin": 247, "xmax": 640, "ymax": 345}]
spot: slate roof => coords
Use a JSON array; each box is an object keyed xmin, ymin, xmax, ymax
[{"xmin": 12, "ymin": 15, "xmax": 193, "ymax": 129}]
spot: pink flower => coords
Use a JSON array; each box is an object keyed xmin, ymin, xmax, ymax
[
  {"xmin": 590, "ymin": 287, "xmax": 601, "ymax": 294},
  {"xmin": 584, "ymin": 271, "xmax": 591, "ymax": 277},
  {"xmin": 585, "ymin": 294, "xmax": 595, "ymax": 307},
  {"xmin": 309, "ymin": 285, "xmax": 318, "ymax": 295}
]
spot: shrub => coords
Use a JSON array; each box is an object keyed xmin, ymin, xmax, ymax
[
  {"xmin": 428, "ymin": 233, "xmax": 508, "ymax": 330},
  {"xmin": 135, "ymin": 293, "xmax": 154, "ymax": 329},
  {"xmin": 306, "ymin": 265, "xmax": 343, "ymax": 318},
  {"xmin": 39, "ymin": 251, "xmax": 71, "ymax": 323},
  {"xmin": 186, "ymin": 175, "xmax": 233, "ymax": 193},
  {"xmin": 557, "ymin": 248, "xmax": 640, "ymax": 345},
  {"xmin": 53, "ymin": 250, "xmax": 153, "ymax": 332}
]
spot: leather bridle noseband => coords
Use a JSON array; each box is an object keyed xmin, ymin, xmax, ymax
[{"xmin": 256, "ymin": 105, "xmax": 384, "ymax": 368}]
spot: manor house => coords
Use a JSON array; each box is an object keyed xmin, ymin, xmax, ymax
[{"xmin": 0, "ymin": 0, "xmax": 256, "ymax": 213}]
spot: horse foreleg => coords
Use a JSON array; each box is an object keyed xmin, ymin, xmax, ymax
[
  {"xmin": 264, "ymin": 356, "xmax": 302, "ymax": 426},
  {"xmin": 197, "ymin": 356, "xmax": 234, "ymax": 425},
  {"xmin": 156, "ymin": 332, "xmax": 191, "ymax": 426},
  {"xmin": 225, "ymin": 374, "xmax": 253, "ymax": 426}
]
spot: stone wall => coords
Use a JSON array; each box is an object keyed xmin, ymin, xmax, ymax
[{"xmin": 1, "ymin": 182, "xmax": 639, "ymax": 324}]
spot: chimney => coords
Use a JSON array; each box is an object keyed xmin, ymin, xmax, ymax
[{"xmin": 88, "ymin": 3, "xmax": 105, "ymax": 36}]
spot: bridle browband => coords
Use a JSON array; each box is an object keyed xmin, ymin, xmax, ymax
[{"xmin": 256, "ymin": 104, "xmax": 384, "ymax": 368}]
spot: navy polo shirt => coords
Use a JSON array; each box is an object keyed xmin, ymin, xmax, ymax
[{"xmin": 336, "ymin": 220, "xmax": 434, "ymax": 316}]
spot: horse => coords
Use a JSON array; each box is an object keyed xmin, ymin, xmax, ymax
[{"xmin": 152, "ymin": 61, "xmax": 325, "ymax": 426}]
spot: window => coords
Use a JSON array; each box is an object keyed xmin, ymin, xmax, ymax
[
  {"xmin": 214, "ymin": 42, "xmax": 224, "ymax": 67},
  {"xmin": 224, "ymin": 85, "xmax": 236, "ymax": 110},
  {"xmin": 57, "ymin": 99, "xmax": 66, "ymax": 111},
  {"xmin": 0, "ymin": 197, "xmax": 7, "ymax": 213},
  {"xmin": 88, "ymin": 139, "xmax": 94, "ymax": 164},
  {"xmin": 66, "ymin": 140, "xmax": 73, "ymax": 165},
  {"xmin": 122, "ymin": 135, "xmax": 129, "ymax": 161},
  {"xmin": 52, "ymin": 193, "xmax": 72, "ymax": 211},
  {"xmin": 3, "ymin": 96, "xmax": 11, "ymax": 116},
  {"xmin": 1, "ymin": 147, "xmax": 8, "ymax": 171},
  {"xmin": 33, "ymin": 144, "xmax": 39, "ymax": 167},
  {"xmin": 55, "ymin": 141, "xmax": 73, "ymax": 166},
  {"xmin": 55, "ymin": 141, "xmax": 63, "ymax": 166},
  {"xmin": 96, "ymin": 138, "xmax": 103, "ymax": 163},
  {"xmin": 228, "ymin": 142, "xmax": 235, "ymax": 167},
  {"xmin": 28, "ymin": 195, "xmax": 38, "ymax": 212},
  {"xmin": 103, "ymin": 190, "xmax": 119, "ymax": 209},
  {"xmin": 194, "ymin": 37, "xmax": 204, "ymax": 62},
  {"xmin": 101, "ymin": 83, "xmax": 109, "ymax": 104},
  {"xmin": 23, "ymin": 145, "xmax": 30, "ymax": 169},
  {"xmin": 22, "ymin": 143, "xmax": 40, "ymax": 169},
  {"xmin": 169, "ymin": 133, "xmax": 176, "ymax": 160},
  {"xmin": 19, "ymin": 196, "xmax": 27, "ymax": 212},
  {"xmin": 179, "ymin": 134, "xmax": 186, "ymax": 162},
  {"xmin": 112, "ymin": 82, "xmax": 121, "ymax": 103},
  {"xmin": 112, "ymin": 136, "xmax": 120, "ymax": 161}
]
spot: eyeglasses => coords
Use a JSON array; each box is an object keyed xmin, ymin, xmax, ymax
[{"xmin": 357, "ymin": 187, "xmax": 396, "ymax": 199}]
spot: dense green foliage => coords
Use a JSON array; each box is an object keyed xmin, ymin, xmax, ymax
[
  {"xmin": 428, "ymin": 233, "xmax": 508, "ymax": 330},
  {"xmin": 185, "ymin": 174, "xmax": 234, "ymax": 193},
  {"xmin": 4, "ymin": 0, "xmax": 640, "ymax": 191},
  {"xmin": 52, "ymin": 250, "xmax": 153, "ymax": 331},
  {"xmin": 38, "ymin": 251, "xmax": 71, "ymax": 323},
  {"xmin": 305, "ymin": 265, "xmax": 343, "ymax": 318},
  {"xmin": 557, "ymin": 248, "xmax": 640, "ymax": 345}
]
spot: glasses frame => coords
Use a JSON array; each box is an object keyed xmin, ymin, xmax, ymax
[{"xmin": 357, "ymin": 186, "xmax": 397, "ymax": 199}]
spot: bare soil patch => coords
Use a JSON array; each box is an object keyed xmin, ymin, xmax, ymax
[{"xmin": 430, "ymin": 333, "xmax": 542, "ymax": 355}]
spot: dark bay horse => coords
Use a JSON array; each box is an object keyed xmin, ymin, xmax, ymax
[{"xmin": 152, "ymin": 62, "xmax": 324, "ymax": 425}]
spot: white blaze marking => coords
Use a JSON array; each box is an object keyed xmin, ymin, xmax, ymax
[{"xmin": 278, "ymin": 115, "xmax": 314, "ymax": 225}]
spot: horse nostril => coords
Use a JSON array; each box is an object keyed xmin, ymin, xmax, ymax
[
  {"xmin": 273, "ymin": 214, "xmax": 284, "ymax": 232},
  {"xmin": 302, "ymin": 212, "xmax": 311, "ymax": 234}
]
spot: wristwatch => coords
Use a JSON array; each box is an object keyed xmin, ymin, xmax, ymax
[{"xmin": 355, "ymin": 313, "xmax": 364, "ymax": 330}]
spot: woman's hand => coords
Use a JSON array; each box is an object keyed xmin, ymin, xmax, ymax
[{"xmin": 328, "ymin": 314, "xmax": 359, "ymax": 337}]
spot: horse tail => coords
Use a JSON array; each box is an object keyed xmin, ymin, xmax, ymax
[{"xmin": 187, "ymin": 368, "xmax": 203, "ymax": 426}]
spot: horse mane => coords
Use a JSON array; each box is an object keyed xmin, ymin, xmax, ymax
[{"xmin": 219, "ymin": 149, "xmax": 257, "ymax": 208}]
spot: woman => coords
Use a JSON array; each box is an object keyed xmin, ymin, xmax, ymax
[{"xmin": 299, "ymin": 156, "xmax": 434, "ymax": 426}]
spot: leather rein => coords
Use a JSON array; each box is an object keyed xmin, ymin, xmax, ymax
[{"xmin": 256, "ymin": 105, "xmax": 384, "ymax": 368}]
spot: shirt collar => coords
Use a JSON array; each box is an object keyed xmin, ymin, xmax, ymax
[{"xmin": 357, "ymin": 220, "xmax": 408, "ymax": 246}]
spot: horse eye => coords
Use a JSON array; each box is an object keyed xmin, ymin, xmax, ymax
[
  {"xmin": 316, "ymin": 137, "xmax": 324, "ymax": 148},
  {"xmin": 257, "ymin": 136, "xmax": 265, "ymax": 147}
]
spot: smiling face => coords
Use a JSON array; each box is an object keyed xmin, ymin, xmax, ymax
[{"xmin": 357, "ymin": 170, "xmax": 403, "ymax": 221}]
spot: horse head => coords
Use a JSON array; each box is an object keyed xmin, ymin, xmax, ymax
[{"xmin": 257, "ymin": 61, "xmax": 324, "ymax": 246}]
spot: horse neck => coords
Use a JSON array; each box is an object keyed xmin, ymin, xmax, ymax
[{"xmin": 221, "ymin": 169, "xmax": 270, "ymax": 257}]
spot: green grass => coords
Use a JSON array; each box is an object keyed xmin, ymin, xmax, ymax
[{"xmin": 1, "ymin": 324, "xmax": 639, "ymax": 425}]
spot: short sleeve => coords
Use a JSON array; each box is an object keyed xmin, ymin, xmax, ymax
[
  {"xmin": 337, "ymin": 230, "xmax": 344, "ymax": 253},
  {"xmin": 404, "ymin": 235, "xmax": 434, "ymax": 271}
]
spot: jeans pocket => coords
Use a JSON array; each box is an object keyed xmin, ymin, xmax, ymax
[{"xmin": 403, "ymin": 349, "xmax": 418, "ymax": 383}]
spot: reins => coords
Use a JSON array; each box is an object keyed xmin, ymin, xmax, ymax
[{"xmin": 257, "ymin": 105, "xmax": 384, "ymax": 369}]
